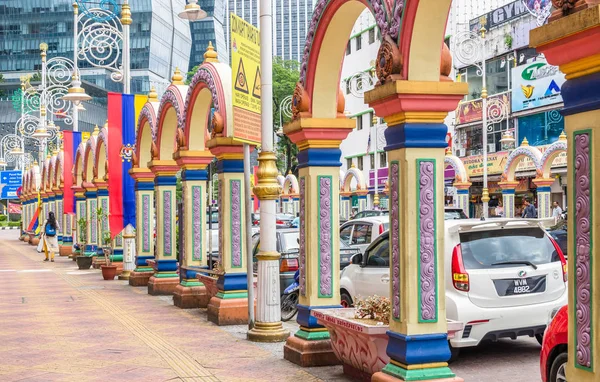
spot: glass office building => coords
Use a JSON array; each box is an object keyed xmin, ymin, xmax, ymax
[
  {"xmin": 188, "ymin": 0, "xmax": 228, "ymax": 71},
  {"xmin": 0, "ymin": 0, "xmax": 192, "ymax": 96}
]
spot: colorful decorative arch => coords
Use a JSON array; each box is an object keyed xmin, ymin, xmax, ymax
[
  {"xmin": 82, "ymin": 134, "xmax": 98, "ymax": 183},
  {"xmin": 135, "ymin": 102, "xmax": 158, "ymax": 169},
  {"xmin": 444, "ymin": 154, "xmax": 469, "ymax": 183},
  {"xmin": 184, "ymin": 62, "xmax": 233, "ymax": 150},
  {"xmin": 294, "ymin": 0, "xmax": 452, "ymax": 120},
  {"xmin": 73, "ymin": 141, "xmax": 87, "ymax": 187},
  {"xmin": 94, "ymin": 127, "xmax": 109, "ymax": 180},
  {"xmin": 540, "ymin": 133, "xmax": 567, "ymax": 179},
  {"xmin": 342, "ymin": 166, "xmax": 366, "ymax": 192},
  {"xmin": 283, "ymin": 173, "xmax": 300, "ymax": 195},
  {"xmin": 155, "ymin": 85, "xmax": 187, "ymax": 160},
  {"xmin": 53, "ymin": 150, "xmax": 64, "ymax": 188},
  {"xmin": 277, "ymin": 174, "xmax": 286, "ymax": 188},
  {"xmin": 503, "ymin": 141, "xmax": 543, "ymax": 182}
]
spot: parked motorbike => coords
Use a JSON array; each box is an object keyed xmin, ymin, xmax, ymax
[{"xmin": 280, "ymin": 270, "xmax": 299, "ymax": 321}]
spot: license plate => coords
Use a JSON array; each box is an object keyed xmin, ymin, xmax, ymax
[{"xmin": 493, "ymin": 276, "xmax": 546, "ymax": 296}]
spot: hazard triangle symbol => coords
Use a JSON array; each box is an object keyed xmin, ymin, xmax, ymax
[
  {"xmin": 252, "ymin": 67, "xmax": 261, "ymax": 99},
  {"xmin": 235, "ymin": 57, "xmax": 249, "ymax": 94}
]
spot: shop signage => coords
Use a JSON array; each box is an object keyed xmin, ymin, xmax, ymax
[
  {"xmin": 512, "ymin": 59, "xmax": 566, "ymax": 112},
  {"xmin": 461, "ymin": 144, "xmax": 567, "ymax": 178},
  {"xmin": 456, "ymin": 93, "xmax": 510, "ymax": 125},
  {"xmin": 469, "ymin": 0, "xmax": 528, "ymax": 32}
]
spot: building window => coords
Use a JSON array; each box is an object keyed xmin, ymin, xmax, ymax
[
  {"xmin": 370, "ymin": 154, "xmax": 375, "ymax": 169},
  {"xmin": 355, "ymin": 35, "xmax": 362, "ymax": 51},
  {"xmin": 347, "ymin": 158, "xmax": 353, "ymax": 169},
  {"xmin": 369, "ymin": 28, "xmax": 375, "ymax": 44},
  {"xmin": 518, "ymin": 110, "xmax": 564, "ymax": 146},
  {"xmin": 369, "ymin": 111, "xmax": 374, "ymax": 126},
  {"xmin": 356, "ymin": 115, "xmax": 363, "ymax": 130},
  {"xmin": 357, "ymin": 156, "xmax": 364, "ymax": 170},
  {"xmin": 380, "ymin": 152, "xmax": 387, "ymax": 167},
  {"xmin": 346, "ymin": 80, "xmax": 351, "ymax": 95},
  {"xmin": 346, "ymin": 42, "xmax": 351, "ymax": 55}
]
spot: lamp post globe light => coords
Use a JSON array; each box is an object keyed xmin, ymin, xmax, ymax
[
  {"xmin": 453, "ymin": 28, "xmax": 511, "ymax": 219},
  {"xmin": 178, "ymin": 0, "xmax": 208, "ymax": 21}
]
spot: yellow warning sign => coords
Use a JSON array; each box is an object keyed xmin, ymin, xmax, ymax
[
  {"xmin": 252, "ymin": 67, "xmax": 261, "ymax": 99},
  {"xmin": 231, "ymin": 13, "xmax": 261, "ymax": 145},
  {"xmin": 235, "ymin": 57, "xmax": 249, "ymax": 94}
]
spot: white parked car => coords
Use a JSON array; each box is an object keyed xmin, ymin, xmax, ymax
[
  {"xmin": 340, "ymin": 219, "xmax": 568, "ymax": 359},
  {"xmin": 339, "ymin": 216, "xmax": 389, "ymax": 254}
]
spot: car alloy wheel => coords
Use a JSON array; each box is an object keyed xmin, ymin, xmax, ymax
[
  {"xmin": 556, "ymin": 363, "xmax": 567, "ymax": 382},
  {"xmin": 549, "ymin": 353, "xmax": 568, "ymax": 382}
]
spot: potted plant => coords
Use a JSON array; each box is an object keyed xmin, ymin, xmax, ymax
[
  {"xmin": 311, "ymin": 296, "xmax": 464, "ymax": 381},
  {"xmin": 75, "ymin": 217, "xmax": 93, "ymax": 270},
  {"xmin": 98, "ymin": 208, "xmax": 117, "ymax": 280}
]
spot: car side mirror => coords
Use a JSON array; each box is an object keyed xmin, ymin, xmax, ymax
[{"xmin": 351, "ymin": 253, "xmax": 363, "ymax": 265}]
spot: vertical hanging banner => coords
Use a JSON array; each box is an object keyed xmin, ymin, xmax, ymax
[
  {"xmin": 62, "ymin": 131, "xmax": 82, "ymax": 214},
  {"xmin": 107, "ymin": 92, "xmax": 137, "ymax": 239},
  {"xmin": 230, "ymin": 13, "xmax": 261, "ymax": 145}
]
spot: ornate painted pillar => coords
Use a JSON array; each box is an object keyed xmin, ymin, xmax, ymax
[
  {"xmin": 147, "ymin": 161, "xmax": 179, "ymax": 295},
  {"xmin": 340, "ymin": 192, "xmax": 351, "ymax": 220},
  {"xmin": 453, "ymin": 182, "xmax": 472, "ymax": 218},
  {"xmin": 531, "ymin": 7, "xmax": 600, "ymax": 379},
  {"xmin": 206, "ymin": 139, "xmax": 249, "ymax": 326},
  {"xmin": 365, "ymin": 80, "xmax": 467, "ymax": 382},
  {"xmin": 356, "ymin": 190, "xmax": 368, "ymax": 212},
  {"xmin": 129, "ymin": 169, "xmax": 155, "ymax": 286},
  {"xmin": 83, "ymin": 182, "xmax": 99, "ymax": 256},
  {"xmin": 53, "ymin": 187, "xmax": 68, "ymax": 256},
  {"xmin": 282, "ymin": 117, "xmax": 354, "ymax": 366},
  {"xmin": 93, "ymin": 181, "xmax": 113, "ymax": 268},
  {"xmin": 532, "ymin": 178, "xmax": 554, "ymax": 219},
  {"xmin": 173, "ymin": 152, "xmax": 213, "ymax": 309},
  {"xmin": 73, "ymin": 187, "xmax": 87, "ymax": 258},
  {"xmin": 498, "ymin": 181, "xmax": 518, "ymax": 219}
]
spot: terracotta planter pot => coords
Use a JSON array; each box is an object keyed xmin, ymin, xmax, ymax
[
  {"xmin": 101, "ymin": 265, "xmax": 118, "ymax": 280},
  {"xmin": 76, "ymin": 256, "xmax": 93, "ymax": 270},
  {"xmin": 311, "ymin": 308, "xmax": 464, "ymax": 381}
]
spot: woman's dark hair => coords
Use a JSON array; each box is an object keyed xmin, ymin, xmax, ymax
[{"xmin": 47, "ymin": 211, "xmax": 57, "ymax": 230}]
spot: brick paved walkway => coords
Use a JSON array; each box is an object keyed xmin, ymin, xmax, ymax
[
  {"xmin": 0, "ymin": 231, "xmax": 542, "ymax": 382},
  {"xmin": 0, "ymin": 231, "xmax": 347, "ymax": 382}
]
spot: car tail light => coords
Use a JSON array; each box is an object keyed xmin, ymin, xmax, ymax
[
  {"xmin": 276, "ymin": 219, "xmax": 285, "ymax": 225},
  {"xmin": 379, "ymin": 224, "xmax": 384, "ymax": 235},
  {"xmin": 280, "ymin": 258, "xmax": 299, "ymax": 272},
  {"xmin": 452, "ymin": 244, "xmax": 469, "ymax": 292},
  {"xmin": 549, "ymin": 237, "xmax": 568, "ymax": 282}
]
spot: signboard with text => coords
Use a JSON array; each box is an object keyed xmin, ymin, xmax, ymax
[
  {"xmin": 461, "ymin": 145, "xmax": 567, "ymax": 178},
  {"xmin": 0, "ymin": 170, "xmax": 23, "ymax": 199},
  {"xmin": 230, "ymin": 13, "xmax": 262, "ymax": 145},
  {"xmin": 369, "ymin": 168, "xmax": 388, "ymax": 188},
  {"xmin": 512, "ymin": 59, "xmax": 566, "ymax": 112},
  {"xmin": 456, "ymin": 93, "xmax": 510, "ymax": 125},
  {"xmin": 469, "ymin": 0, "xmax": 551, "ymax": 32}
]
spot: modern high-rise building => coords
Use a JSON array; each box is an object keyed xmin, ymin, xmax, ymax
[
  {"xmin": 0, "ymin": 0, "xmax": 192, "ymax": 96},
  {"xmin": 187, "ymin": 0, "xmax": 228, "ymax": 71},
  {"xmin": 224, "ymin": 0, "xmax": 317, "ymax": 63}
]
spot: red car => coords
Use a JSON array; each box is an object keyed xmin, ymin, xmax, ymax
[{"xmin": 540, "ymin": 305, "xmax": 568, "ymax": 382}]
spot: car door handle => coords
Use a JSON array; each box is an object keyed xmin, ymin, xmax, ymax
[{"xmin": 381, "ymin": 275, "xmax": 390, "ymax": 283}]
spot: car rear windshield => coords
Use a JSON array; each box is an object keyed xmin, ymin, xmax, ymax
[
  {"xmin": 281, "ymin": 232, "xmax": 300, "ymax": 252},
  {"xmin": 445, "ymin": 210, "xmax": 468, "ymax": 220},
  {"xmin": 459, "ymin": 227, "xmax": 560, "ymax": 269}
]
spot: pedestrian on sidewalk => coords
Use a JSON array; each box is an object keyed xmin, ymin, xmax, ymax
[
  {"xmin": 521, "ymin": 198, "xmax": 537, "ymax": 219},
  {"xmin": 41, "ymin": 212, "xmax": 60, "ymax": 262}
]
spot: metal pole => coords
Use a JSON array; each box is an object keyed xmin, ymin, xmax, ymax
[
  {"xmin": 248, "ymin": 0, "xmax": 289, "ymax": 342},
  {"xmin": 244, "ymin": 143, "xmax": 255, "ymax": 330},
  {"xmin": 72, "ymin": 2, "xmax": 80, "ymax": 133},
  {"xmin": 481, "ymin": 31, "xmax": 489, "ymax": 219},
  {"xmin": 121, "ymin": 0, "xmax": 131, "ymax": 93}
]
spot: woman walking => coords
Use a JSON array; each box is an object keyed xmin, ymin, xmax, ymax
[{"xmin": 42, "ymin": 212, "xmax": 60, "ymax": 262}]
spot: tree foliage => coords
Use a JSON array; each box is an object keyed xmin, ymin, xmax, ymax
[{"xmin": 272, "ymin": 57, "xmax": 300, "ymax": 175}]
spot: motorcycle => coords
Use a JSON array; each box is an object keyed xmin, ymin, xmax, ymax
[{"xmin": 280, "ymin": 269, "xmax": 299, "ymax": 321}]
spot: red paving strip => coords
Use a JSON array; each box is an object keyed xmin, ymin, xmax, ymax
[{"xmin": 0, "ymin": 232, "xmax": 323, "ymax": 382}]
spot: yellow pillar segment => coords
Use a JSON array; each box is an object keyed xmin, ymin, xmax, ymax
[
  {"xmin": 388, "ymin": 148, "xmax": 447, "ymax": 337},
  {"xmin": 298, "ymin": 166, "xmax": 341, "ymax": 307},
  {"xmin": 182, "ymin": 179, "xmax": 207, "ymax": 268},
  {"xmin": 564, "ymin": 109, "xmax": 599, "ymax": 382},
  {"xmin": 217, "ymin": 172, "xmax": 246, "ymax": 274}
]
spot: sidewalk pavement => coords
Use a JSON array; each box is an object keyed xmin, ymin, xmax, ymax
[{"xmin": 0, "ymin": 230, "xmax": 350, "ymax": 382}]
